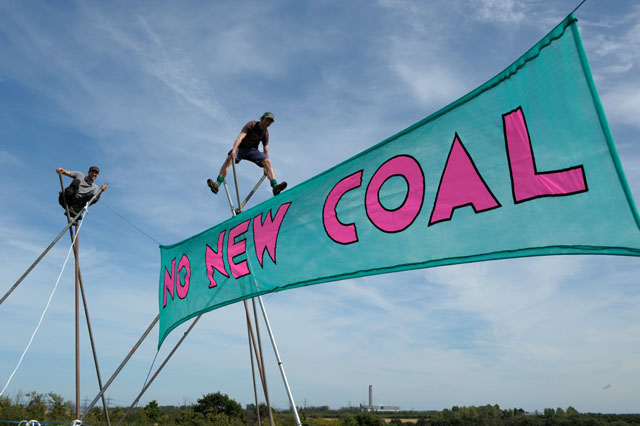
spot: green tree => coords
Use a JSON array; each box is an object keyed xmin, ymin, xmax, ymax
[
  {"xmin": 305, "ymin": 417, "xmax": 339, "ymax": 426},
  {"xmin": 390, "ymin": 419, "xmax": 403, "ymax": 426},
  {"xmin": 195, "ymin": 392, "xmax": 244, "ymax": 420},
  {"xmin": 0, "ymin": 395, "xmax": 22, "ymax": 421},
  {"xmin": 566, "ymin": 407, "xmax": 579, "ymax": 416},
  {"xmin": 341, "ymin": 413, "xmax": 358, "ymax": 426},
  {"xmin": 416, "ymin": 417, "xmax": 429, "ymax": 426},
  {"xmin": 145, "ymin": 399, "xmax": 162, "ymax": 423},
  {"xmin": 47, "ymin": 393, "xmax": 73, "ymax": 420},
  {"xmin": 25, "ymin": 391, "xmax": 46, "ymax": 420},
  {"xmin": 355, "ymin": 412, "xmax": 383, "ymax": 426}
]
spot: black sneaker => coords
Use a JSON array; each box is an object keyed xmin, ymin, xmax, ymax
[
  {"xmin": 272, "ymin": 182, "xmax": 287, "ymax": 196},
  {"xmin": 207, "ymin": 178, "xmax": 219, "ymax": 194}
]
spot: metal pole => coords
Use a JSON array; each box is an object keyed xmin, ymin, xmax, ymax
[
  {"xmin": 224, "ymin": 168, "xmax": 299, "ymax": 426},
  {"xmin": 243, "ymin": 301, "xmax": 267, "ymax": 386},
  {"xmin": 243, "ymin": 300, "xmax": 274, "ymax": 426},
  {"xmin": 258, "ymin": 296, "xmax": 302, "ymax": 426},
  {"xmin": 81, "ymin": 315, "xmax": 159, "ymax": 420},
  {"xmin": 231, "ymin": 161, "xmax": 242, "ymax": 211},
  {"xmin": 222, "ymin": 182, "xmax": 238, "ymax": 215},
  {"xmin": 252, "ymin": 298, "xmax": 275, "ymax": 426},
  {"xmin": 0, "ymin": 186, "xmax": 105, "ymax": 306},
  {"xmin": 241, "ymin": 174, "xmax": 267, "ymax": 209},
  {"xmin": 115, "ymin": 315, "xmax": 202, "ymax": 426},
  {"xmin": 247, "ymin": 309, "xmax": 262, "ymax": 426},
  {"xmin": 228, "ymin": 183, "xmax": 271, "ymax": 399},
  {"xmin": 59, "ymin": 176, "xmax": 111, "ymax": 425},
  {"xmin": 226, "ymin": 190, "xmax": 272, "ymax": 426}
]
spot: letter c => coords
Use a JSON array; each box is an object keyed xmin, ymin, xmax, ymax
[{"xmin": 323, "ymin": 170, "xmax": 363, "ymax": 244}]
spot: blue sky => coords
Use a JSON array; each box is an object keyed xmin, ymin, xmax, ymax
[{"xmin": 1, "ymin": 0, "xmax": 639, "ymax": 415}]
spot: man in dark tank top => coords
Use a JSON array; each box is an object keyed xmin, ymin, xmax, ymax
[{"xmin": 207, "ymin": 112, "xmax": 287, "ymax": 196}]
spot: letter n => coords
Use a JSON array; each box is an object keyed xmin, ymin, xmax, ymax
[
  {"xmin": 162, "ymin": 258, "xmax": 176, "ymax": 308},
  {"xmin": 206, "ymin": 231, "xmax": 228, "ymax": 288},
  {"xmin": 503, "ymin": 107, "xmax": 587, "ymax": 203},
  {"xmin": 429, "ymin": 133, "xmax": 501, "ymax": 225}
]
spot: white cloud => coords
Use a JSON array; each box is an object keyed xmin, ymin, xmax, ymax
[
  {"xmin": 601, "ymin": 84, "xmax": 640, "ymax": 129},
  {"xmin": 393, "ymin": 59, "xmax": 465, "ymax": 106},
  {"xmin": 473, "ymin": 0, "xmax": 527, "ymax": 24},
  {"xmin": 0, "ymin": 150, "xmax": 20, "ymax": 166}
]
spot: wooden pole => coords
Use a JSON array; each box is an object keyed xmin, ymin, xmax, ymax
[
  {"xmin": 81, "ymin": 315, "xmax": 159, "ymax": 420},
  {"xmin": 0, "ymin": 201, "xmax": 93, "ymax": 306},
  {"xmin": 114, "ymin": 316, "xmax": 202, "ymax": 426},
  {"xmin": 74, "ymin": 224, "xmax": 80, "ymax": 419},
  {"xmin": 59, "ymin": 175, "xmax": 111, "ymax": 424}
]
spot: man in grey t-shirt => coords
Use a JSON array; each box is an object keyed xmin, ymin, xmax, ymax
[{"xmin": 57, "ymin": 165, "xmax": 107, "ymax": 216}]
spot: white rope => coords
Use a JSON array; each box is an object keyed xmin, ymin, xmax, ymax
[{"xmin": 0, "ymin": 212, "xmax": 86, "ymax": 396}]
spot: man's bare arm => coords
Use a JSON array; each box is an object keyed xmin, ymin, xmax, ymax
[
  {"xmin": 56, "ymin": 167, "xmax": 72, "ymax": 177},
  {"xmin": 230, "ymin": 132, "xmax": 247, "ymax": 158}
]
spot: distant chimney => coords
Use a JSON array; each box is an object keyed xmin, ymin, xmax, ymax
[{"xmin": 369, "ymin": 385, "xmax": 373, "ymax": 410}]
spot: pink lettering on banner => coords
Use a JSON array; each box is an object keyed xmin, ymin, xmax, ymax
[
  {"xmin": 176, "ymin": 254, "xmax": 190, "ymax": 299},
  {"xmin": 253, "ymin": 202, "xmax": 292, "ymax": 267},
  {"xmin": 323, "ymin": 170, "xmax": 363, "ymax": 244},
  {"xmin": 206, "ymin": 231, "xmax": 229, "ymax": 288},
  {"xmin": 429, "ymin": 134, "xmax": 501, "ymax": 225},
  {"xmin": 503, "ymin": 107, "xmax": 587, "ymax": 203},
  {"xmin": 227, "ymin": 219, "xmax": 251, "ymax": 279},
  {"xmin": 162, "ymin": 258, "xmax": 176, "ymax": 308},
  {"xmin": 365, "ymin": 155, "xmax": 424, "ymax": 233}
]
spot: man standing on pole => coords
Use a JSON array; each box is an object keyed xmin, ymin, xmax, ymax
[
  {"xmin": 57, "ymin": 166, "xmax": 107, "ymax": 217},
  {"xmin": 207, "ymin": 112, "xmax": 287, "ymax": 196}
]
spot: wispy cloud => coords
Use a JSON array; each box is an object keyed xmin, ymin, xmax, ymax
[
  {"xmin": 473, "ymin": 0, "xmax": 527, "ymax": 24},
  {"xmin": 0, "ymin": 150, "xmax": 20, "ymax": 166}
]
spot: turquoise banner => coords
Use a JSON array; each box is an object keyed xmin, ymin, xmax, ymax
[{"xmin": 158, "ymin": 14, "xmax": 640, "ymax": 347}]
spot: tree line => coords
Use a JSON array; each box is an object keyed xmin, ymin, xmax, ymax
[{"xmin": 1, "ymin": 391, "xmax": 638, "ymax": 426}]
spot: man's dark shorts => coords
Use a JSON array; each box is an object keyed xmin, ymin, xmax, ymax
[
  {"xmin": 230, "ymin": 147, "xmax": 267, "ymax": 166},
  {"xmin": 58, "ymin": 186, "xmax": 95, "ymax": 213}
]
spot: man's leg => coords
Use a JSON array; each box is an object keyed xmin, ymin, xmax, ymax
[
  {"xmin": 207, "ymin": 154, "xmax": 234, "ymax": 194},
  {"xmin": 261, "ymin": 159, "xmax": 275, "ymax": 181},
  {"xmin": 260, "ymin": 159, "xmax": 287, "ymax": 196},
  {"xmin": 59, "ymin": 186, "xmax": 77, "ymax": 212},
  {"xmin": 68, "ymin": 202, "xmax": 83, "ymax": 217}
]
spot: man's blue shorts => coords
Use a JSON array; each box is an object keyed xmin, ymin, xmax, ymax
[{"xmin": 230, "ymin": 147, "xmax": 267, "ymax": 166}]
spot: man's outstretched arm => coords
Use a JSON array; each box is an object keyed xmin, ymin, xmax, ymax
[
  {"xmin": 56, "ymin": 167, "xmax": 72, "ymax": 177},
  {"xmin": 96, "ymin": 183, "xmax": 108, "ymax": 201}
]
